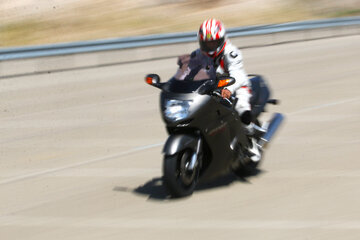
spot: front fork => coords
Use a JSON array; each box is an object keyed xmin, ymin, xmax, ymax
[{"xmin": 188, "ymin": 137, "xmax": 202, "ymax": 171}]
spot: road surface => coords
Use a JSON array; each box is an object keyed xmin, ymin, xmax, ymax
[{"xmin": 1, "ymin": 35, "xmax": 360, "ymax": 239}]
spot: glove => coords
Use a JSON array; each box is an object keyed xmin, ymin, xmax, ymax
[{"xmin": 221, "ymin": 89, "xmax": 232, "ymax": 99}]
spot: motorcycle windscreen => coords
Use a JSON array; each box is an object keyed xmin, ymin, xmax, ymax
[
  {"xmin": 165, "ymin": 52, "xmax": 216, "ymax": 93},
  {"xmin": 165, "ymin": 78, "xmax": 208, "ymax": 93}
]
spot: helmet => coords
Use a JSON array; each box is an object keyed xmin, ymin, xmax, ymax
[{"xmin": 198, "ymin": 19, "xmax": 226, "ymax": 57}]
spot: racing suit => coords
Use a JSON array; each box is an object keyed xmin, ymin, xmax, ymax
[
  {"xmin": 179, "ymin": 45, "xmax": 260, "ymax": 161},
  {"xmin": 196, "ymin": 40, "xmax": 252, "ymax": 124},
  {"xmin": 212, "ymin": 40, "xmax": 262, "ymax": 161}
]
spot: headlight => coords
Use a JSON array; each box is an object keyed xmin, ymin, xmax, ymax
[{"xmin": 164, "ymin": 99, "xmax": 193, "ymax": 121}]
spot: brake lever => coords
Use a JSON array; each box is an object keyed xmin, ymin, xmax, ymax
[
  {"xmin": 223, "ymin": 98, "xmax": 232, "ymax": 105},
  {"xmin": 229, "ymin": 96, "xmax": 238, "ymax": 107},
  {"xmin": 211, "ymin": 90, "xmax": 238, "ymax": 109},
  {"xmin": 212, "ymin": 90, "xmax": 222, "ymax": 98}
]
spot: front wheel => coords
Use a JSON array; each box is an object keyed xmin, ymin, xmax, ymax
[{"xmin": 163, "ymin": 149, "xmax": 200, "ymax": 198}]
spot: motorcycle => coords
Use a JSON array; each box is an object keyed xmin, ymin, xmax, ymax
[{"xmin": 145, "ymin": 67, "xmax": 284, "ymax": 198}]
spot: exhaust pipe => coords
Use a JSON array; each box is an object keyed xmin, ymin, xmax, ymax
[{"xmin": 258, "ymin": 113, "xmax": 284, "ymax": 148}]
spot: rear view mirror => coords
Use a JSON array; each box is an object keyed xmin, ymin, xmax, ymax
[
  {"xmin": 145, "ymin": 74, "xmax": 160, "ymax": 85},
  {"xmin": 145, "ymin": 74, "xmax": 163, "ymax": 89},
  {"xmin": 217, "ymin": 76, "xmax": 235, "ymax": 88}
]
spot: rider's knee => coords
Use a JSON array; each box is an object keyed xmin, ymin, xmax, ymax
[{"xmin": 241, "ymin": 110, "xmax": 252, "ymax": 125}]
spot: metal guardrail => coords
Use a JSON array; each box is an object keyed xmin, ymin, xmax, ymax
[{"xmin": 1, "ymin": 16, "xmax": 359, "ymax": 61}]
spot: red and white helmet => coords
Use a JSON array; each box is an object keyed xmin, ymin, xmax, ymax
[{"xmin": 198, "ymin": 19, "xmax": 226, "ymax": 57}]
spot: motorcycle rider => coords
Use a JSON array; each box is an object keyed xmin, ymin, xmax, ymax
[{"xmin": 196, "ymin": 18, "xmax": 261, "ymax": 162}]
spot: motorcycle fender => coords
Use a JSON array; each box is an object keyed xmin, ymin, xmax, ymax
[{"xmin": 163, "ymin": 134, "xmax": 198, "ymax": 156}]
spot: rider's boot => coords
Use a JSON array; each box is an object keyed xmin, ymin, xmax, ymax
[
  {"xmin": 244, "ymin": 123, "xmax": 263, "ymax": 162},
  {"xmin": 247, "ymin": 137, "xmax": 261, "ymax": 162}
]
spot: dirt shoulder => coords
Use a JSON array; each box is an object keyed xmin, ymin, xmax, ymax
[{"xmin": 1, "ymin": 0, "xmax": 359, "ymax": 47}]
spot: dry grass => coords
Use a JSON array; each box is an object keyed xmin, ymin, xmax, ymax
[{"xmin": 0, "ymin": 0, "xmax": 359, "ymax": 47}]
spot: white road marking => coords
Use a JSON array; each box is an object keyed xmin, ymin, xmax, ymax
[
  {"xmin": 288, "ymin": 97, "xmax": 359, "ymax": 115},
  {"xmin": 1, "ymin": 97, "xmax": 358, "ymax": 185},
  {"xmin": 2, "ymin": 168, "xmax": 360, "ymax": 178},
  {"xmin": 0, "ymin": 168, "xmax": 160, "ymax": 178},
  {"xmin": 0, "ymin": 143, "xmax": 163, "ymax": 185},
  {"xmin": 0, "ymin": 93, "xmax": 157, "ymax": 121},
  {"xmin": 1, "ymin": 216, "xmax": 360, "ymax": 229}
]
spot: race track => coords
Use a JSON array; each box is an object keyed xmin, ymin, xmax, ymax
[{"xmin": 1, "ymin": 35, "xmax": 360, "ymax": 240}]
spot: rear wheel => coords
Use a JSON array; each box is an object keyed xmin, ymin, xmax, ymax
[
  {"xmin": 163, "ymin": 149, "xmax": 200, "ymax": 198},
  {"xmin": 232, "ymin": 138, "xmax": 262, "ymax": 177},
  {"xmin": 232, "ymin": 157, "xmax": 260, "ymax": 177}
]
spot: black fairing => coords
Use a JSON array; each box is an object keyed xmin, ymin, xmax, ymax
[
  {"xmin": 162, "ymin": 78, "xmax": 209, "ymax": 93},
  {"xmin": 161, "ymin": 78, "xmax": 249, "ymax": 182}
]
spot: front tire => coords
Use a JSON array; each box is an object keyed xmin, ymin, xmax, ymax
[{"xmin": 163, "ymin": 149, "xmax": 200, "ymax": 198}]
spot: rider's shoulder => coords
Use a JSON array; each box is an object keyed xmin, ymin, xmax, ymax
[
  {"xmin": 224, "ymin": 41, "xmax": 242, "ymax": 59},
  {"xmin": 222, "ymin": 41, "xmax": 244, "ymax": 68}
]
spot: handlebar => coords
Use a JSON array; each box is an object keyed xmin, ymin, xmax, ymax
[{"xmin": 212, "ymin": 90, "xmax": 238, "ymax": 108}]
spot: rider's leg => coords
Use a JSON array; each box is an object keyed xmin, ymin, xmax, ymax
[{"xmin": 235, "ymin": 87, "xmax": 261, "ymax": 162}]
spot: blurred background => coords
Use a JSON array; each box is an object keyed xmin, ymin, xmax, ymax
[{"xmin": 1, "ymin": 0, "xmax": 360, "ymax": 47}]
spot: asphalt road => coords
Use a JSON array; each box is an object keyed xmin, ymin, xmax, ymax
[{"xmin": 1, "ymin": 35, "xmax": 360, "ymax": 240}]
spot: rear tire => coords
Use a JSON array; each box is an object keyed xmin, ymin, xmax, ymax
[
  {"xmin": 232, "ymin": 158, "xmax": 260, "ymax": 177},
  {"xmin": 163, "ymin": 149, "xmax": 200, "ymax": 198},
  {"xmin": 232, "ymin": 138, "xmax": 262, "ymax": 177}
]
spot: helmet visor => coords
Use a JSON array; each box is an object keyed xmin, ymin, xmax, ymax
[{"xmin": 200, "ymin": 39, "xmax": 224, "ymax": 53}]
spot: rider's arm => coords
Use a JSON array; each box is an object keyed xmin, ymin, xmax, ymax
[{"xmin": 223, "ymin": 48, "xmax": 250, "ymax": 94}]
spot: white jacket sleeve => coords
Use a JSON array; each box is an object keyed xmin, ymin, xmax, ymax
[{"xmin": 223, "ymin": 47, "xmax": 250, "ymax": 94}]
